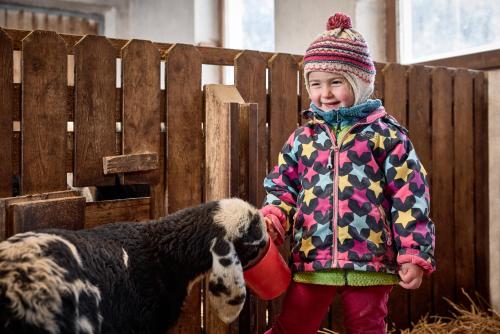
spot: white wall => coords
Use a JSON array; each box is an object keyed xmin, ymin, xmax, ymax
[
  {"xmin": 275, "ymin": 0, "xmax": 386, "ymax": 61},
  {"xmin": 128, "ymin": 0, "xmax": 194, "ymax": 44}
]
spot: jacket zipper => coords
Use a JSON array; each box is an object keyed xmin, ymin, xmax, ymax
[{"xmin": 318, "ymin": 113, "xmax": 383, "ymax": 268}]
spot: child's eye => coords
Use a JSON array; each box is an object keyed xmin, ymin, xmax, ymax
[{"xmin": 331, "ymin": 80, "xmax": 343, "ymax": 85}]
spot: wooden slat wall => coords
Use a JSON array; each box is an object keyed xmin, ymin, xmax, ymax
[
  {"xmin": 473, "ymin": 72, "xmax": 489, "ymax": 301},
  {"xmin": 431, "ymin": 67, "xmax": 455, "ymax": 316},
  {"xmin": 21, "ymin": 31, "xmax": 67, "ymax": 194},
  {"xmin": 73, "ymin": 35, "xmax": 116, "ymax": 187},
  {"xmin": 121, "ymin": 39, "xmax": 161, "ymax": 185},
  {"xmin": 0, "ymin": 8, "xmax": 99, "ymax": 35},
  {"xmin": 383, "ymin": 63, "xmax": 410, "ymax": 329},
  {"xmin": 234, "ymin": 50, "xmax": 267, "ymax": 207},
  {"xmin": 0, "ymin": 29, "xmax": 12, "ymax": 197},
  {"xmin": 165, "ymin": 43, "xmax": 203, "ymax": 334},
  {"xmin": 267, "ymin": 53, "xmax": 298, "ymax": 326},
  {"xmin": 454, "ymin": 69, "xmax": 475, "ymax": 305},
  {"xmin": 0, "ymin": 28, "xmax": 490, "ymax": 332},
  {"xmin": 232, "ymin": 50, "xmax": 269, "ymax": 332},
  {"xmin": 408, "ymin": 65, "xmax": 433, "ymax": 323}
]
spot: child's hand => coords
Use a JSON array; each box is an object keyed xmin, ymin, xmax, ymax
[
  {"xmin": 263, "ymin": 215, "xmax": 285, "ymax": 246},
  {"xmin": 264, "ymin": 217, "xmax": 279, "ymax": 241},
  {"xmin": 398, "ymin": 263, "xmax": 424, "ymax": 289}
]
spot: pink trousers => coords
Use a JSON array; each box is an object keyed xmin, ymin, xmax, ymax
[{"xmin": 265, "ymin": 281, "xmax": 392, "ymax": 334}]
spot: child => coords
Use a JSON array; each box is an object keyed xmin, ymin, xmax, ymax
[{"xmin": 260, "ymin": 13, "xmax": 435, "ymax": 334}]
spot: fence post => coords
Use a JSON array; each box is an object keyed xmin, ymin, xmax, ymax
[{"xmin": 204, "ymin": 84, "xmax": 259, "ymax": 333}]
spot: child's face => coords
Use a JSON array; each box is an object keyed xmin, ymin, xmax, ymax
[{"xmin": 308, "ymin": 71, "xmax": 355, "ymax": 111}]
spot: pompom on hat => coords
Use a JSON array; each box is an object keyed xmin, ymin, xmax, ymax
[{"xmin": 303, "ymin": 12, "xmax": 376, "ymax": 105}]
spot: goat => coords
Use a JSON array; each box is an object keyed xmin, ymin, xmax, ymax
[{"xmin": 0, "ymin": 198, "xmax": 269, "ymax": 334}]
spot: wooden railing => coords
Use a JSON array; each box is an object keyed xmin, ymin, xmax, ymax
[{"xmin": 0, "ymin": 28, "xmax": 489, "ymax": 332}]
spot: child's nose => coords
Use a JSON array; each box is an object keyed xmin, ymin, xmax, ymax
[{"xmin": 321, "ymin": 86, "xmax": 333, "ymax": 97}]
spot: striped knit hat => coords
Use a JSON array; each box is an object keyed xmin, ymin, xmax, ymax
[{"xmin": 303, "ymin": 13, "xmax": 376, "ymax": 105}]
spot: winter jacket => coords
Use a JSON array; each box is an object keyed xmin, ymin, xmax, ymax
[{"xmin": 261, "ymin": 106, "xmax": 436, "ymax": 275}]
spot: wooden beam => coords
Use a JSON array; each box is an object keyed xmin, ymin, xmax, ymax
[
  {"xmin": 0, "ymin": 190, "xmax": 80, "ymax": 240},
  {"xmin": 385, "ymin": 0, "xmax": 397, "ymax": 63},
  {"xmin": 85, "ymin": 197, "xmax": 150, "ymax": 229},
  {"xmin": 103, "ymin": 153, "xmax": 159, "ymax": 175},
  {"xmin": 11, "ymin": 196, "xmax": 86, "ymax": 235}
]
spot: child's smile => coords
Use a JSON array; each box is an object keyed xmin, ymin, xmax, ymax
[{"xmin": 308, "ymin": 71, "xmax": 355, "ymax": 111}]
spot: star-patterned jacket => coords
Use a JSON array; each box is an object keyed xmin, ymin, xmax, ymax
[{"xmin": 261, "ymin": 106, "xmax": 436, "ymax": 275}]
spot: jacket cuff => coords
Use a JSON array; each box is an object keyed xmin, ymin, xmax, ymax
[
  {"xmin": 397, "ymin": 252, "xmax": 435, "ymax": 274},
  {"xmin": 260, "ymin": 205, "xmax": 286, "ymax": 226}
]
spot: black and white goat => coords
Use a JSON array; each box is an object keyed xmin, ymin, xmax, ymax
[{"xmin": 0, "ymin": 198, "xmax": 269, "ymax": 334}]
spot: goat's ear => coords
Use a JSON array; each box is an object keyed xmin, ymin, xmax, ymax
[{"xmin": 207, "ymin": 237, "xmax": 246, "ymax": 323}]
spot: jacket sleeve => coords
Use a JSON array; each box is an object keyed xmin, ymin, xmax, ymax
[
  {"xmin": 383, "ymin": 131, "xmax": 436, "ymax": 274},
  {"xmin": 261, "ymin": 131, "xmax": 301, "ymax": 234}
]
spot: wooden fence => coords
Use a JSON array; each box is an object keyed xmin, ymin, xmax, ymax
[{"xmin": 0, "ymin": 28, "xmax": 489, "ymax": 333}]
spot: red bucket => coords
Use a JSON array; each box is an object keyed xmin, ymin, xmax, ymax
[{"xmin": 243, "ymin": 240, "xmax": 291, "ymax": 300}]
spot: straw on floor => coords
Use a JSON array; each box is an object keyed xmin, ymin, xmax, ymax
[{"xmin": 318, "ymin": 290, "xmax": 500, "ymax": 334}]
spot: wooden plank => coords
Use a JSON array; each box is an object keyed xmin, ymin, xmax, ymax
[
  {"xmin": 267, "ymin": 53, "xmax": 298, "ymax": 324},
  {"xmin": 234, "ymin": 50, "xmax": 267, "ymax": 207},
  {"xmin": 84, "ymin": 197, "xmax": 150, "ymax": 229},
  {"xmin": 0, "ymin": 190, "xmax": 80, "ymax": 240},
  {"xmin": 32, "ymin": 12, "xmax": 47, "ymax": 30},
  {"xmin": 150, "ymin": 89, "xmax": 166, "ymax": 219},
  {"xmin": 0, "ymin": 29, "xmax": 13, "ymax": 197},
  {"xmin": 454, "ymin": 69, "xmax": 475, "ymax": 304},
  {"xmin": 431, "ymin": 67, "xmax": 455, "ymax": 316},
  {"xmin": 230, "ymin": 103, "xmax": 247, "ymax": 200},
  {"xmin": 229, "ymin": 101, "xmax": 262, "ymax": 334},
  {"xmin": 6, "ymin": 9, "xmax": 21, "ymax": 30},
  {"xmin": 20, "ymin": 11, "xmax": 33, "ymax": 31},
  {"xmin": 385, "ymin": 0, "xmax": 397, "ymax": 63},
  {"xmin": 299, "ymin": 61, "xmax": 310, "ymax": 125},
  {"xmin": 268, "ymin": 53, "xmax": 298, "ymax": 166},
  {"xmin": 21, "ymin": 31, "xmax": 67, "ymax": 194},
  {"xmin": 74, "ymin": 35, "xmax": 116, "ymax": 187},
  {"xmin": 204, "ymin": 85, "xmax": 246, "ymax": 334},
  {"xmin": 383, "ymin": 62, "xmax": 409, "ymax": 330},
  {"xmin": 205, "ymin": 85, "xmax": 244, "ymax": 202},
  {"xmin": 103, "ymin": 153, "xmax": 158, "ymax": 175},
  {"xmin": 11, "ymin": 196, "xmax": 85, "ymax": 234},
  {"xmin": 407, "ymin": 65, "xmax": 433, "ymax": 323},
  {"xmin": 372, "ymin": 62, "xmax": 385, "ymax": 101},
  {"xmin": 232, "ymin": 102, "xmax": 265, "ymax": 334},
  {"xmin": 473, "ymin": 72, "xmax": 489, "ymax": 301},
  {"xmin": 121, "ymin": 39, "xmax": 161, "ymax": 185},
  {"xmin": 165, "ymin": 43, "xmax": 202, "ymax": 334},
  {"xmin": 165, "ymin": 44, "xmax": 202, "ymax": 212},
  {"xmin": 382, "ymin": 63, "xmax": 408, "ymax": 125},
  {"xmin": 47, "ymin": 14, "xmax": 59, "ymax": 32},
  {"xmin": 0, "ymin": 9, "xmax": 6, "ymax": 27}
]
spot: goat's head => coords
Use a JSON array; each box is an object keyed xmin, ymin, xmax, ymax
[{"xmin": 208, "ymin": 198, "xmax": 268, "ymax": 323}]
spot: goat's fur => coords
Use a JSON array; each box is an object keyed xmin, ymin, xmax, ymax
[{"xmin": 0, "ymin": 198, "xmax": 269, "ymax": 334}]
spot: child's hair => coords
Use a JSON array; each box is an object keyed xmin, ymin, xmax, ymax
[{"xmin": 303, "ymin": 13, "xmax": 376, "ymax": 105}]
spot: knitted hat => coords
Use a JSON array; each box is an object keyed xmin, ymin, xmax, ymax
[{"xmin": 303, "ymin": 13, "xmax": 376, "ymax": 105}]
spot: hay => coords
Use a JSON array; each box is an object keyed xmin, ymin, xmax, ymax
[
  {"xmin": 318, "ymin": 290, "xmax": 500, "ymax": 334},
  {"xmin": 397, "ymin": 291, "xmax": 500, "ymax": 334}
]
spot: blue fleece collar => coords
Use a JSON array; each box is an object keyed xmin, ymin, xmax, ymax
[{"xmin": 311, "ymin": 99, "xmax": 382, "ymax": 126}]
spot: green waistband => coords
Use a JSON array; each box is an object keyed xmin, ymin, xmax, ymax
[{"xmin": 293, "ymin": 270, "xmax": 399, "ymax": 286}]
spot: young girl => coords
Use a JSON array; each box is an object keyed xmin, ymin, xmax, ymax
[{"xmin": 260, "ymin": 13, "xmax": 435, "ymax": 334}]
